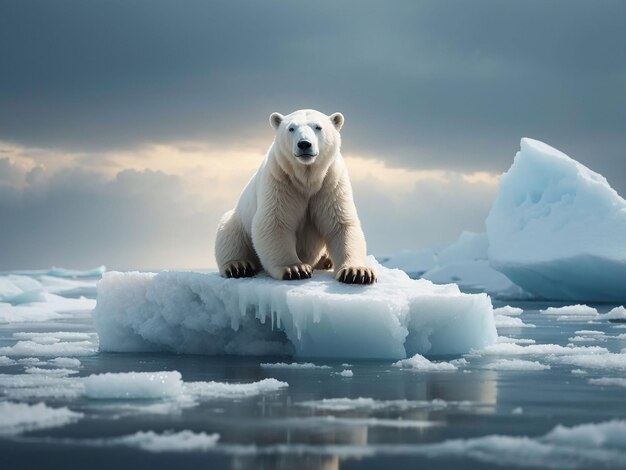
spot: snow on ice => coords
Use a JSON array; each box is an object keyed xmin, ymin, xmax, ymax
[
  {"xmin": 94, "ymin": 258, "xmax": 497, "ymax": 360},
  {"xmin": 487, "ymin": 138, "xmax": 626, "ymax": 302}
]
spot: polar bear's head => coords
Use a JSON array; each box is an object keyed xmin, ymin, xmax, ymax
[{"xmin": 269, "ymin": 109, "xmax": 344, "ymax": 167}]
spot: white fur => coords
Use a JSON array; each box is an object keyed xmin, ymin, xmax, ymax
[{"xmin": 215, "ymin": 109, "xmax": 374, "ymax": 283}]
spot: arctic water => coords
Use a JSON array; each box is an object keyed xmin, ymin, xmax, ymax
[{"xmin": 1, "ymin": 271, "xmax": 626, "ymax": 470}]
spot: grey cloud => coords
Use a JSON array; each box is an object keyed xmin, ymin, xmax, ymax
[
  {"xmin": 0, "ymin": 158, "xmax": 220, "ymax": 270},
  {"xmin": 0, "ymin": 1, "xmax": 624, "ymax": 188}
]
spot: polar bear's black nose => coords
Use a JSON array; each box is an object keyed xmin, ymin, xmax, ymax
[{"xmin": 297, "ymin": 140, "xmax": 312, "ymax": 150}]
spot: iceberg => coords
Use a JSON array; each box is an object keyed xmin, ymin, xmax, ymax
[
  {"xmin": 382, "ymin": 232, "xmax": 529, "ymax": 299},
  {"xmin": 486, "ymin": 138, "xmax": 626, "ymax": 302},
  {"xmin": 94, "ymin": 258, "xmax": 496, "ymax": 360}
]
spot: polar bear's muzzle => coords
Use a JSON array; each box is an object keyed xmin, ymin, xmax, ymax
[{"xmin": 294, "ymin": 139, "xmax": 318, "ymax": 163}]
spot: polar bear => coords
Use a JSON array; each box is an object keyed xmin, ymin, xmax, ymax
[{"xmin": 215, "ymin": 109, "xmax": 375, "ymax": 284}]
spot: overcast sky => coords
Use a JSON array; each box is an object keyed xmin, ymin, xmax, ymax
[{"xmin": 1, "ymin": 1, "xmax": 625, "ymax": 270}]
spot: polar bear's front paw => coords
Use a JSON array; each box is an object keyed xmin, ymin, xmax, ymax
[
  {"xmin": 337, "ymin": 266, "xmax": 377, "ymax": 284},
  {"xmin": 223, "ymin": 260, "xmax": 258, "ymax": 279},
  {"xmin": 282, "ymin": 263, "xmax": 312, "ymax": 280}
]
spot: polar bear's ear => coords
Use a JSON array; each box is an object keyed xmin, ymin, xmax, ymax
[
  {"xmin": 269, "ymin": 112, "xmax": 284, "ymax": 130},
  {"xmin": 330, "ymin": 112, "xmax": 344, "ymax": 131}
]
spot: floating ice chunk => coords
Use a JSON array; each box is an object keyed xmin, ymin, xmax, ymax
[
  {"xmin": 589, "ymin": 377, "xmax": 626, "ymax": 388},
  {"xmin": 94, "ymin": 259, "xmax": 497, "ymax": 359},
  {"xmin": 42, "ymin": 293, "xmax": 96, "ymax": 312},
  {"xmin": 0, "ymin": 356, "xmax": 15, "ymax": 366},
  {"xmin": 84, "ymin": 371, "xmax": 184, "ymax": 400},
  {"xmin": 493, "ymin": 306, "xmax": 523, "ymax": 316},
  {"xmin": 543, "ymin": 419, "xmax": 626, "ymax": 448},
  {"xmin": 575, "ymin": 330, "xmax": 605, "ymax": 336},
  {"xmin": 0, "ymin": 373, "xmax": 85, "ymax": 400},
  {"xmin": 512, "ymin": 406, "xmax": 523, "ymax": 415},
  {"xmin": 541, "ymin": 305, "xmax": 599, "ymax": 316},
  {"xmin": 4, "ymin": 266, "xmax": 106, "ymax": 279},
  {"xmin": 598, "ymin": 306, "xmax": 626, "ymax": 322},
  {"xmin": 571, "ymin": 369, "xmax": 588, "ymax": 375},
  {"xmin": 0, "ymin": 303, "xmax": 65, "ymax": 324},
  {"xmin": 109, "ymin": 430, "xmax": 220, "ymax": 453},
  {"xmin": 14, "ymin": 331, "xmax": 94, "ymax": 342},
  {"xmin": 0, "ymin": 402, "xmax": 83, "ymax": 435},
  {"xmin": 487, "ymin": 138, "xmax": 626, "ymax": 302},
  {"xmin": 16, "ymin": 357, "xmax": 47, "ymax": 366},
  {"xmin": 494, "ymin": 315, "xmax": 535, "ymax": 328},
  {"xmin": 0, "ymin": 340, "xmax": 97, "ymax": 356},
  {"xmin": 497, "ymin": 336, "xmax": 536, "ymax": 345},
  {"xmin": 46, "ymin": 266, "xmax": 106, "ymax": 278},
  {"xmin": 38, "ymin": 275, "xmax": 98, "ymax": 297},
  {"xmin": 337, "ymin": 369, "xmax": 354, "ymax": 377},
  {"xmin": 260, "ymin": 362, "xmax": 330, "ymax": 369},
  {"xmin": 0, "ymin": 275, "xmax": 46, "ymax": 303},
  {"xmin": 568, "ymin": 335, "xmax": 604, "ymax": 343},
  {"xmin": 379, "ymin": 249, "xmax": 437, "ymax": 276},
  {"xmin": 556, "ymin": 353, "xmax": 626, "ymax": 371},
  {"xmin": 484, "ymin": 359, "xmax": 550, "ymax": 371},
  {"xmin": 24, "ymin": 367, "xmax": 78, "ymax": 376},
  {"xmin": 185, "ymin": 378, "xmax": 288, "ymax": 399},
  {"xmin": 450, "ymin": 358, "xmax": 468, "ymax": 367},
  {"xmin": 49, "ymin": 357, "xmax": 82, "ymax": 368},
  {"xmin": 392, "ymin": 353, "xmax": 458, "ymax": 371},
  {"xmin": 478, "ymin": 343, "xmax": 608, "ymax": 356}
]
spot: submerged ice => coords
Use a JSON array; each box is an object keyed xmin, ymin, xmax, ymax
[{"xmin": 94, "ymin": 258, "xmax": 496, "ymax": 359}]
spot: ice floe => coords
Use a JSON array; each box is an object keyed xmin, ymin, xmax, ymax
[
  {"xmin": 598, "ymin": 306, "xmax": 626, "ymax": 322},
  {"xmin": 94, "ymin": 258, "xmax": 497, "ymax": 359},
  {"xmin": 0, "ymin": 369, "xmax": 288, "ymax": 403},
  {"xmin": 541, "ymin": 305, "xmax": 599, "ymax": 317},
  {"xmin": 0, "ymin": 340, "xmax": 97, "ymax": 357},
  {"xmin": 392, "ymin": 353, "xmax": 458, "ymax": 371},
  {"xmin": 0, "ymin": 401, "xmax": 83, "ymax": 435},
  {"xmin": 494, "ymin": 315, "xmax": 535, "ymax": 328},
  {"xmin": 185, "ymin": 378, "xmax": 288, "ymax": 399},
  {"xmin": 556, "ymin": 353, "xmax": 626, "ymax": 371},
  {"xmin": 588, "ymin": 377, "xmax": 626, "ymax": 388},
  {"xmin": 84, "ymin": 371, "xmax": 185, "ymax": 399},
  {"xmin": 483, "ymin": 359, "xmax": 550, "ymax": 371},
  {"xmin": 493, "ymin": 306, "xmax": 523, "ymax": 316},
  {"xmin": 477, "ymin": 343, "xmax": 608, "ymax": 356},
  {"xmin": 108, "ymin": 430, "xmax": 220, "ymax": 452}
]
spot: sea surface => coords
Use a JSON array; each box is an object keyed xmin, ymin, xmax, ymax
[{"xmin": 1, "ymin": 271, "xmax": 625, "ymax": 470}]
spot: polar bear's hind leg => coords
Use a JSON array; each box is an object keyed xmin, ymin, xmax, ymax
[{"xmin": 215, "ymin": 210, "xmax": 259, "ymax": 278}]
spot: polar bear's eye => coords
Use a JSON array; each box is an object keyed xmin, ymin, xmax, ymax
[
  {"xmin": 288, "ymin": 127, "xmax": 295, "ymax": 132},
  {"xmin": 315, "ymin": 125, "xmax": 322, "ymax": 131}
]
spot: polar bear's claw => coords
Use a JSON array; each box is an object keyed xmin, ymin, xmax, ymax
[
  {"xmin": 224, "ymin": 261, "xmax": 257, "ymax": 279},
  {"xmin": 282, "ymin": 264, "xmax": 312, "ymax": 280},
  {"xmin": 337, "ymin": 266, "xmax": 376, "ymax": 285}
]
